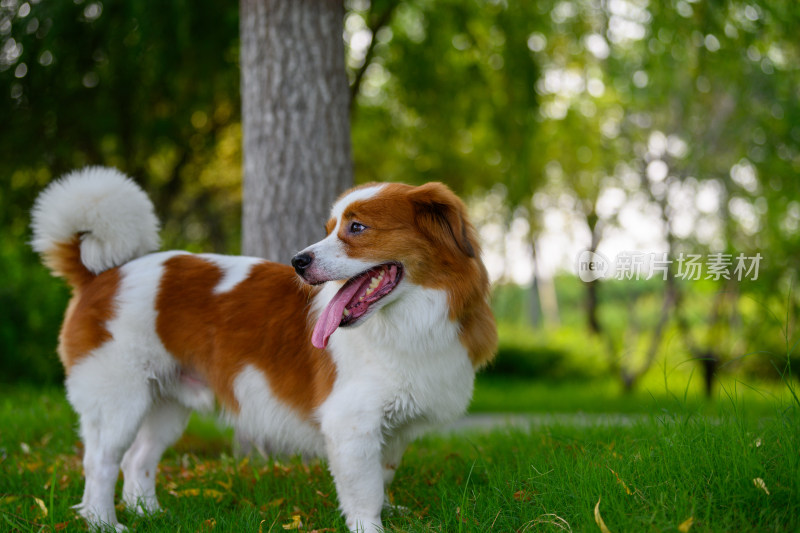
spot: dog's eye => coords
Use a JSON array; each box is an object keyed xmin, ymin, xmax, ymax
[{"xmin": 349, "ymin": 221, "xmax": 367, "ymax": 234}]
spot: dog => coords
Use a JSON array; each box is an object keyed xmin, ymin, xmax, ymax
[{"xmin": 31, "ymin": 167, "xmax": 497, "ymax": 532}]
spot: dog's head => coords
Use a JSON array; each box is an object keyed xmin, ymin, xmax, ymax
[{"xmin": 292, "ymin": 182, "xmax": 489, "ymax": 351}]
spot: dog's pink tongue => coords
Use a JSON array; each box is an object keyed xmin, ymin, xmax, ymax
[{"xmin": 312, "ymin": 278, "xmax": 367, "ymax": 349}]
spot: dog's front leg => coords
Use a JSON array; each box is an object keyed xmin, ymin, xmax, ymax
[
  {"xmin": 321, "ymin": 410, "xmax": 385, "ymax": 533},
  {"xmin": 381, "ymin": 429, "xmax": 415, "ymax": 513}
]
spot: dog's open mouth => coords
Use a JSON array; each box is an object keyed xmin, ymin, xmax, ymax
[{"xmin": 312, "ymin": 262, "xmax": 404, "ymax": 349}]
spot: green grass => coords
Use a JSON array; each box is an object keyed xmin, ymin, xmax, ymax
[
  {"xmin": 1, "ymin": 382, "xmax": 799, "ymax": 532},
  {"xmin": 471, "ymin": 372, "xmax": 796, "ymax": 418}
]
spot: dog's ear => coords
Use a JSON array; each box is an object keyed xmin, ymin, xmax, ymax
[{"xmin": 409, "ymin": 183, "xmax": 475, "ymax": 259}]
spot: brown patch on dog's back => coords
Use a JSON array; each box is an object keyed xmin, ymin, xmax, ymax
[
  {"xmin": 156, "ymin": 255, "xmax": 336, "ymax": 416},
  {"xmin": 58, "ymin": 265, "xmax": 121, "ymax": 372},
  {"xmin": 154, "ymin": 256, "xmax": 221, "ymax": 380}
]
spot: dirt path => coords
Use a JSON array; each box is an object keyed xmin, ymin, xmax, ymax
[{"xmin": 442, "ymin": 412, "xmax": 652, "ymax": 433}]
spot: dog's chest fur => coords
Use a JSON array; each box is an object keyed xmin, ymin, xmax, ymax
[{"xmin": 231, "ymin": 280, "xmax": 475, "ymax": 457}]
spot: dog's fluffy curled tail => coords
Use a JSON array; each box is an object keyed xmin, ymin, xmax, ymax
[{"xmin": 31, "ymin": 166, "xmax": 160, "ymax": 288}]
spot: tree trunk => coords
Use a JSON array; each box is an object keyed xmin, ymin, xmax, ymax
[
  {"xmin": 240, "ymin": 0, "xmax": 353, "ymax": 263},
  {"xmin": 530, "ymin": 239, "xmax": 560, "ymax": 327},
  {"xmin": 585, "ymin": 209, "xmax": 602, "ymax": 334}
]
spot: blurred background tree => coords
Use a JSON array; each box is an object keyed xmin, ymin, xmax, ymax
[{"xmin": 1, "ymin": 0, "xmax": 798, "ymax": 394}]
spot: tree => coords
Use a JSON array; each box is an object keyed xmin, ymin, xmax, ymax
[
  {"xmin": 240, "ymin": 0, "xmax": 353, "ymax": 263},
  {"xmin": 348, "ymin": 0, "xmax": 800, "ymax": 390}
]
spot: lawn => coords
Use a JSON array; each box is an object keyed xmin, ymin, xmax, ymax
[
  {"xmin": 471, "ymin": 372, "xmax": 798, "ymax": 418},
  {"xmin": 1, "ymin": 377, "xmax": 798, "ymax": 532}
]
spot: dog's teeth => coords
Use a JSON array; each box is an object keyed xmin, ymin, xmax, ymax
[{"xmin": 343, "ymin": 308, "xmax": 351, "ymax": 317}]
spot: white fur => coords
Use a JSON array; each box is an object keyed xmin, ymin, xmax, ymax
[
  {"xmin": 331, "ymin": 185, "xmax": 385, "ymax": 221},
  {"xmin": 200, "ymin": 253, "xmax": 264, "ymax": 294},
  {"xmin": 31, "ymin": 167, "xmax": 160, "ymax": 274},
  {"xmin": 226, "ymin": 365, "xmax": 325, "ymax": 458},
  {"xmin": 65, "ymin": 251, "xmax": 206, "ymax": 528},
  {"xmin": 38, "ymin": 175, "xmax": 479, "ymax": 533},
  {"xmin": 315, "ymin": 283, "xmax": 474, "ymax": 533},
  {"xmin": 121, "ymin": 400, "xmax": 191, "ymax": 515}
]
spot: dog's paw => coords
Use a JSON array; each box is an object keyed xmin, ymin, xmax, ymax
[
  {"xmin": 131, "ymin": 504, "xmax": 161, "ymax": 517},
  {"xmin": 73, "ymin": 502, "xmax": 126, "ymax": 532},
  {"xmin": 346, "ymin": 517, "xmax": 383, "ymax": 533},
  {"xmin": 122, "ymin": 496, "xmax": 162, "ymax": 516}
]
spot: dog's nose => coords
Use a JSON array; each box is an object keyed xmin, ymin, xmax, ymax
[{"xmin": 291, "ymin": 252, "xmax": 314, "ymax": 275}]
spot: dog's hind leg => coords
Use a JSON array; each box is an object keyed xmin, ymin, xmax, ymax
[
  {"xmin": 121, "ymin": 400, "xmax": 191, "ymax": 514},
  {"xmin": 67, "ymin": 359, "xmax": 153, "ymax": 531}
]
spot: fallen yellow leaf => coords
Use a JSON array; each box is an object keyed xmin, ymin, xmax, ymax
[
  {"xmin": 282, "ymin": 514, "xmax": 303, "ymax": 530},
  {"xmin": 33, "ymin": 497, "xmax": 48, "ymax": 518},
  {"xmin": 24, "ymin": 460, "xmax": 44, "ymax": 472},
  {"xmin": 594, "ymin": 497, "xmax": 612, "ymax": 533},
  {"xmin": 171, "ymin": 488, "xmax": 225, "ymax": 502},
  {"xmin": 201, "ymin": 489, "xmax": 225, "ymax": 501},
  {"xmin": 678, "ymin": 516, "xmax": 694, "ymax": 532},
  {"xmin": 197, "ymin": 518, "xmax": 216, "ymax": 532},
  {"xmin": 608, "ymin": 468, "xmax": 633, "ymax": 495},
  {"xmin": 269, "ymin": 497, "xmax": 286, "ymax": 507},
  {"xmin": 172, "ymin": 488, "xmax": 200, "ymax": 497},
  {"xmin": 259, "ymin": 518, "xmax": 279, "ymax": 533},
  {"xmin": 753, "ymin": 478, "xmax": 770, "ymax": 495}
]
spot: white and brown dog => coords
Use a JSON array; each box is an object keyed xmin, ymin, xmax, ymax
[{"xmin": 31, "ymin": 167, "xmax": 496, "ymax": 532}]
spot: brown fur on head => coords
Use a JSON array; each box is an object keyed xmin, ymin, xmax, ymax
[{"xmin": 328, "ymin": 182, "xmax": 497, "ymax": 367}]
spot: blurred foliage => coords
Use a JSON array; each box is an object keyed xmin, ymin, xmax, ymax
[
  {"xmin": 348, "ymin": 0, "xmax": 542, "ymax": 206},
  {"xmin": 486, "ymin": 321, "xmax": 604, "ymax": 381},
  {"xmin": 0, "ymin": 0, "xmax": 242, "ymax": 383},
  {"xmin": 346, "ymin": 0, "xmax": 800, "ymax": 390},
  {"xmin": 492, "ymin": 277, "xmax": 800, "ymax": 384},
  {"xmin": 1, "ymin": 0, "xmax": 799, "ymax": 390},
  {"xmin": 0, "ymin": 0, "xmax": 242, "ymax": 253}
]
